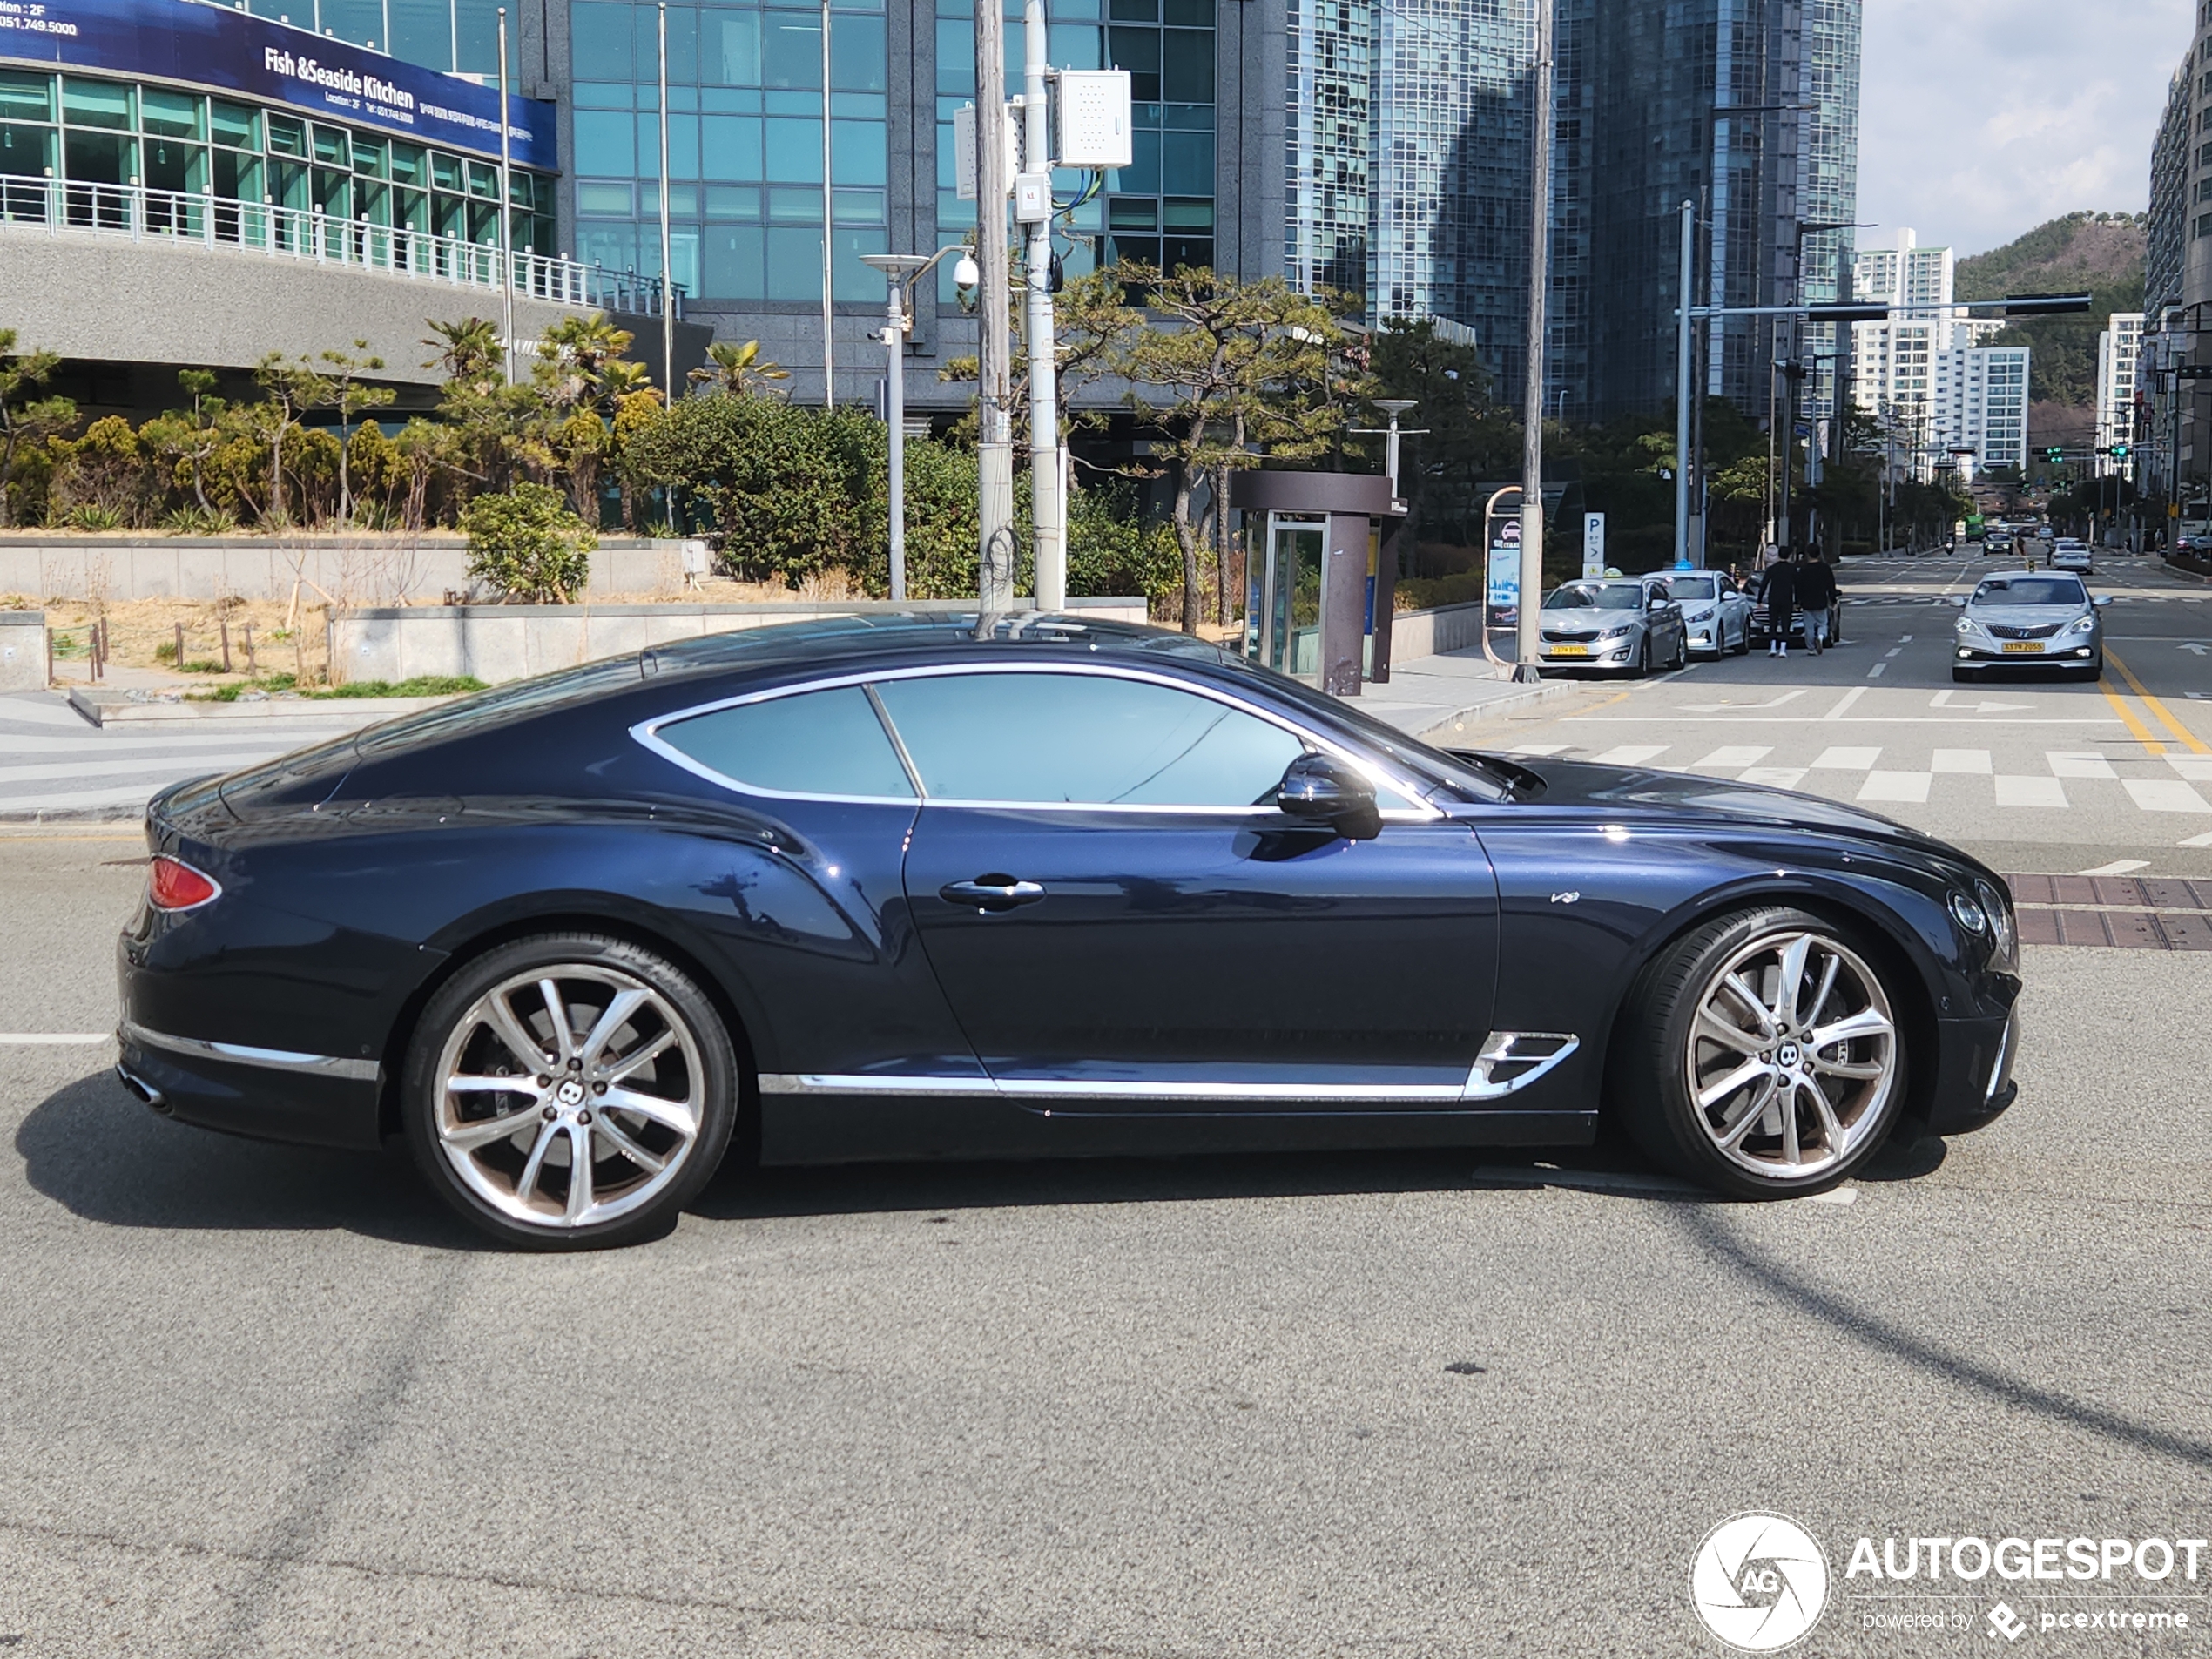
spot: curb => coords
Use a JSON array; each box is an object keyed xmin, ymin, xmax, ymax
[
  {"xmin": 0, "ymin": 806, "xmax": 145, "ymax": 828},
  {"xmin": 65, "ymin": 688, "xmax": 455, "ymax": 726},
  {"xmin": 1408, "ymin": 679, "xmax": 1579, "ymax": 743}
]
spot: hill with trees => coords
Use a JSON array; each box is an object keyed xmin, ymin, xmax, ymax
[{"xmin": 1956, "ymin": 212, "xmax": 2145, "ymax": 409}]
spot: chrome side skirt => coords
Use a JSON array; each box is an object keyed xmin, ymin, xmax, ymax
[
  {"xmin": 759, "ymin": 1032, "xmax": 1581, "ymax": 1107},
  {"xmin": 119, "ymin": 1020, "xmax": 381, "ymax": 1082}
]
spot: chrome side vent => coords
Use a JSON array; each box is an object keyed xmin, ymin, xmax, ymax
[{"xmin": 1463, "ymin": 1033, "xmax": 1580, "ymax": 1101}]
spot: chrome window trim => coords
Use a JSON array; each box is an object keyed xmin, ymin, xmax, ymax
[
  {"xmin": 759, "ymin": 1035, "xmax": 1578, "ymax": 1106},
  {"xmin": 119, "ymin": 1019, "xmax": 381, "ymax": 1082},
  {"xmin": 631, "ymin": 660, "xmax": 1444, "ymax": 820}
]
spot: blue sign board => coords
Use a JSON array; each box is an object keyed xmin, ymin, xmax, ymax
[{"xmin": 0, "ymin": 0, "xmax": 556, "ymax": 168}]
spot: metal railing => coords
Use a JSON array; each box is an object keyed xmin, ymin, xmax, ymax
[{"xmin": 0, "ymin": 176, "xmax": 677, "ymax": 317}]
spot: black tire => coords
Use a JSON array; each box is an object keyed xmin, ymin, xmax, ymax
[
  {"xmin": 1672, "ymin": 633, "xmax": 1688, "ymax": 671},
  {"xmin": 1731, "ymin": 624, "xmax": 1751, "ymax": 657},
  {"xmin": 1631, "ymin": 638, "xmax": 1650, "ymax": 679},
  {"xmin": 403, "ymin": 933, "xmax": 738, "ymax": 1250},
  {"xmin": 1613, "ymin": 906, "xmax": 1910, "ymax": 1199}
]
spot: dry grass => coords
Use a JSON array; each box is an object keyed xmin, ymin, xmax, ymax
[{"xmin": 32, "ymin": 596, "xmax": 333, "ymax": 684}]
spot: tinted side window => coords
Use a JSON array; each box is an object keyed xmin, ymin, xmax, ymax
[
  {"xmin": 873, "ymin": 671, "xmax": 1305, "ymax": 806},
  {"xmin": 657, "ymin": 685, "xmax": 914, "ymax": 798}
]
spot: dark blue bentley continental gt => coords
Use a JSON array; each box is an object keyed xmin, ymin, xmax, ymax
[{"xmin": 116, "ymin": 614, "xmax": 2022, "ymax": 1247}]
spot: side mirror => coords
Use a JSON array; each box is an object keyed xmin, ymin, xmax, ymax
[
  {"xmin": 1952, "ymin": 596, "xmax": 1969, "ymax": 608},
  {"xmin": 1277, "ymin": 752, "xmax": 1382, "ymax": 841},
  {"xmin": 2094, "ymin": 595, "xmax": 2114, "ymax": 608}
]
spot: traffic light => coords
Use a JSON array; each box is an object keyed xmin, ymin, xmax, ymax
[
  {"xmin": 2112, "ymin": 444, "xmax": 2131, "ymax": 460},
  {"xmin": 2045, "ymin": 447, "xmax": 2065, "ymax": 462}
]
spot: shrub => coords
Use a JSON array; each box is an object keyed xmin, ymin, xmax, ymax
[
  {"xmin": 461, "ymin": 482, "xmax": 595, "ymax": 603},
  {"xmin": 64, "ymin": 502, "xmax": 125, "ymax": 532},
  {"xmin": 160, "ymin": 503, "xmax": 237, "ymax": 535}
]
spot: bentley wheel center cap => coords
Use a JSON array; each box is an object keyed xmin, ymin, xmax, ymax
[
  {"xmin": 1777, "ymin": 1042, "xmax": 1802, "ymax": 1069},
  {"xmin": 556, "ymin": 1080, "xmax": 586, "ymax": 1106}
]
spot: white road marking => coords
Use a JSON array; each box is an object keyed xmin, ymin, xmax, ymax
[
  {"xmin": 1509, "ymin": 744, "xmax": 1569, "ymax": 756},
  {"xmin": 1821, "ymin": 687, "xmax": 1867, "ymax": 721},
  {"xmin": 2180, "ymin": 830, "xmax": 2212, "ymax": 847},
  {"xmin": 1885, "ymin": 648, "xmax": 1904, "ymax": 658},
  {"xmin": 1737, "ymin": 767, "xmax": 1809, "ymax": 790},
  {"xmin": 2167, "ymin": 756, "xmax": 2212, "ymax": 782},
  {"xmin": 1693, "ymin": 745, "xmax": 1774, "ymax": 769},
  {"xmin": 1681, "ymin": 690, "xmax": 1808, "ymax": 714},
  {"xmin": 1995, "ymin": 776, "xmax": 2069, "ymax": 808},
  {"xmin": 1899, "ymin": 635, "xmax": 1913, "ymax": 642},
  {"xmin": 1858, "ymin": 772, "xmax": 1932, "ymax": 804},
  {"xmin": 2078, "ymin": 860, "xmax": 2151, "ymax": 877},
  {"xmin": 2048, "ymin": 752, "xmax": 2117, "ymax": 779},
  {"xmin": 1930, "ymin": 749, "xmax": 1993, "ymax": 773},
  {"xmin": 1811, "ymin": 746, "xmax": 1882, "ymax": 770},
  {"xmin": 1591, "ymin": 745, "xmax": 1669, "ymax": 765},
  {"xmin": 2123, "ymin": 779, "xmax": 2212, "ymax": 813},
  {"xmin": 1929, "ymin": 689, "xmax": 2031, "ymax": 713},
  {"xmin": 1867, "ymin": 663, "xmax": 1887, "ymax": 678},
  {"xmin": 0, "ymin": 1034, "xmax": 111, "ymax": 1045}
]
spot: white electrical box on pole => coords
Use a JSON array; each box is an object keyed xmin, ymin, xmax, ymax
[{"xmin": 974, "ymin": 0, "xmax": 1015, "ymax": 617}]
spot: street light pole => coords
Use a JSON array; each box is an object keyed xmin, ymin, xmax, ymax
[
  {"xmin": 820, "ymin": 0, "xmax": 834, "ymax": 406},
  {"xmin": 496, "ymin": 6, "xmax": 514, "ymax": 386},
  {"xmin": 657, "ymin": 3, "xmax": 672, "ymax": 401},
  {"xmin": 1674, "ymin": 198, "xmax": 1693, "ymax": 570},
  {"xmin": 1515, "ymin": 0, "xmax": 1553, "ymax": 681},
  {"xmin": 863, "ymin": 246, "xmax": 969, "ymax": 603},
  {"xmin": 974, "ymin": 0, "xmax": 1015, "ymax": 615},
  {"xmin": 1022, "ymin": 0, "xmax": 1064, "ymax": 611}
]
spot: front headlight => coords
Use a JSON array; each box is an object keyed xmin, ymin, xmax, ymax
[
  {"xmin": 1683, "ymin": 606, "xmax": 1716, "ymax": 623},
  {"xmin": 1597, "ymin": 624, "xmax": 1635, "ymax": 640},
  {"xmin": 1954, "ymin": 616, "xmax": 1979, "ymax": 635},
  {"xmin": 2066, "ymin": 614, "xmax": 2095, "ymax": 634},
  {"xmin": 1976, "ymin": 878, "xmax": 2019, "ymax": 971}
]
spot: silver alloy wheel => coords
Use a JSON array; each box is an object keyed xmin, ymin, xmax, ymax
[
  {"xmin": 1683, "ymin": 927, "xmax": 1898, "ymax": 1181},
  {"xmin": 431, "ymin": 963, "xmax": 706, "ymax": 1230}
]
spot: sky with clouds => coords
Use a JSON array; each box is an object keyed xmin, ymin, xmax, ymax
[{"xmin": 1858, "ymin": 0, "xmax": 2192, "ymax": 258}]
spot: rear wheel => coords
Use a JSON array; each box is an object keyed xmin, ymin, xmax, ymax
[
  {"xmin": 1615, "ymin": 907, "xmax": 1908, "ymax": 1198},
  {"xmin": 403, "ymin": 934, "xmax": 738, "ymax": 1249}
]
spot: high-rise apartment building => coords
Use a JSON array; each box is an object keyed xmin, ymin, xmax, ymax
[{"xmin": 2098, "ymin": 313, "xmax": 2146, "ymax": 477}]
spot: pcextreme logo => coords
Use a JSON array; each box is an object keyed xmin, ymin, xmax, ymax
[{"xmin": 1690, "ymin": 1513, "xmax": 1831, "ymax": 1652}]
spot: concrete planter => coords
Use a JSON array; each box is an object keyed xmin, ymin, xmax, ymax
[
  {"xmin": 1387, "ymin": 601, "xmax": 1489, "ymax": 664},
  {"xmin": 329, "ymin": 597, "xmax": 1152, "ymax": 686},
  {"xmin": 0, "ymin": 610, "xmax": 41, "ymax": 691}
]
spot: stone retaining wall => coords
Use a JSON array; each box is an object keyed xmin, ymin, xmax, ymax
[
  {"xmin": 0, "ymin": 612, "xmax": 42, "ymax": 691},
  {"xmin": 330, "ymin": 598, "xmax": 1152, "ymax": 685}
]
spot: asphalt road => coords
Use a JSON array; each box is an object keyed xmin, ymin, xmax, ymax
[{"xmin": 3, "ymin": 553, "xmax": 2209, "ymax": 1656}]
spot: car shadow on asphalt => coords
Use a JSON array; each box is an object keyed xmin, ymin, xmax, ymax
[
  {"xmin": 18, "ymin": 1065, "xmax": 1954, "ymax": 1241},
  {"xmin": 17, "ymin": 1067, "xmax": 483, "ymax": 1249}
]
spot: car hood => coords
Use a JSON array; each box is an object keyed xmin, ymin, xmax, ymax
[
  {"xmin": 1541, "ymin": 614, "xmax": 1642, "ymax": 631},
  {"xmin": 1472, "ymin": 754, "xmax": 1959, "ymax": 852},
  {"xmin": 1961, "ymin": 604, "xmax": 2092, "ymax": 628}
]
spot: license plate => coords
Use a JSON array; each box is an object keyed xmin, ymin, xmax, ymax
[
  {"xmin": 2002, "ymin": 641, "xmax": 2044, "ymax": 654},
  {"xmin": 1548, "ymin": 644, "xmax": 1590, "ymax": 658}
]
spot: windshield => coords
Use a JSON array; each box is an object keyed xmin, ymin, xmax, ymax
[
  {"xmin": 1665, "ymin": 577, "xmax": 1717, "ymax": 600},
  {"xmin": 1972, "ymin": 577, "xmax": 2088, "ymax": 607},
  {"xmin": 1545, "ymin": 584, "xmax": 1643, "ymax": 611}
]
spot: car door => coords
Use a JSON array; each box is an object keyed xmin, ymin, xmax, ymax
[
  {"xmin": 1644, "ymin": 582, "xmax": 1683, "ymax": 655},
  {"xmin": 883, "ymin": 664, "xmax": 1501, "ymax": 1110}
]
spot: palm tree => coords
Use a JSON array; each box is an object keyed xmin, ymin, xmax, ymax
[{"xmin": 687, "ymin": 339, "xmax": 790, "ymax": 397}]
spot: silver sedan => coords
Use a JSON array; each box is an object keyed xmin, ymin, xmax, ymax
[
  {"xmin": 1539, "ymin": 578, "xmax": 1689, "ymax": 676},
  {"xmin": 1952, "ymin": 571, "xmax": 2109, "ymax": 683}
]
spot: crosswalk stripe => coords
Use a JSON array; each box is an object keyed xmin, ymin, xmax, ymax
[
  {"xmin": 1738, "ymin": 767, "xmax": 1808, "ymax": 790},
  {"xmin": 2123, "ymin": 779, "xmax": 2212, "ymax": 813},
  {"xmin": 1591, "ymin": 745, "xmax": 1669, "ymax": 765},
  {"xmin": 1811, "ymin": 746, "xmax": 1881, "ymax": 769},
  {"xmin": 1694, "ymin": 745, "xmax": 1773, "ymax": 768},
  {"xmin": 1995, "ymin": 776, "xmax": 2069, "ymax": 808},
  {"xmin": 2168, "ymin": 757, "xmax": 2212, "ymax": 783},
  {"xmin": 1930, "ymin": 749, "xmax": 1992, "ymax": 773},
  {"xmin": 1858, "ymin": 771, "xmax": 1932, "ymax": 804},
  {"xmin": 2047, "ymin": 752, "xmax": 2116, "ymax": 779}
]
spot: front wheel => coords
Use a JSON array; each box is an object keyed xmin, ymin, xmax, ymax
[
  {"xmin": 1631, "ymin": 638, "xmax": 1650, "ymax": 679},
  {"xmin": 1615, "ymin": 907, "xmax": 1908, "ymax": 1198},
  {"xmin": 403, "ymin": 933, "xmax": 738, "ymax": 1249}
]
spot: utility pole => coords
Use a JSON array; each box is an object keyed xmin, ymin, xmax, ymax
[
  {"xmin": 1673, "ymin": 198, "xmax": 1693, "ymax": 570},
  {"xmin": 656, "ymin": 3, "xmax": 672, "ymax": 401},
  {"xmin": 496, "ymin": 7, "xmax": 514, "ymax": 386},
  {"xmin": 1021, "ymin": 0, "xmax": 1063, "ymax": 610},
  {"xmin": 1514, "ymin": 0, "xmax": 1553, "ymax": 681},
  {"xmin": 974, "ymin": 1, "xmax": 1016, "ymax": 615},
  {"xmin": 819, "ymin": 0, "xmax": 834, "ymax": 405}
]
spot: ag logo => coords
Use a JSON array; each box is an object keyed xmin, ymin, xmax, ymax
[{"xmin": 1689, "ymin": 1514, "xmax": 1830, "ymax": 1651}]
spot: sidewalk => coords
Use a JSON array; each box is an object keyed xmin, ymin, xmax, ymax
[
  {"xmin": 0, "ymin": 691, "xmax": 373, "ymax": 824},
  {"xmin": 1357, "ymin": 646, "xmax": 1578, "ymax": 742}
]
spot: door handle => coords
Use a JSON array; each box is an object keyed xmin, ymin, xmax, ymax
[{"xmin": 941, "ymin": 875, "xmax": 1047, "ymax": 913}]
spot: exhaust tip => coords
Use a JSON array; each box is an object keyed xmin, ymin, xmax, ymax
[{"xmin": 115, "ymin": 1064, "xmax": 170, "ymax": 1114}]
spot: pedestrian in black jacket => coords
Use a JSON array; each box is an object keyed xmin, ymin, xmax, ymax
[
  {"xmin": 1761, "ymin": 559, "xmax": 1798, "ymax": 657},
  {"xmin": 1796, "ymin": 555, "xmax": 1837, "ymax": 654}
]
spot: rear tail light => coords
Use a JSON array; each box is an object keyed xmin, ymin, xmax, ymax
[{"xmin": 147, "ymin": 855, "xmax": 220, "ymax": 911}]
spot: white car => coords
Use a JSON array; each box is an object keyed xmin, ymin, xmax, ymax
[
  {"xmin": 2050, "ymin": 539, "xmax": 2093, "ymax": 573},
  {"xmin": 1659, "ymin": 571, "xmax": 1754, "ymax": 658}
]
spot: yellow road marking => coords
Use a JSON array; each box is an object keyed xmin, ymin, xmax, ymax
[
  {"xmin": 2096, "ymin": 674, "xmax": 2167, "ymax": 755},
  {"xmin": 2105, "ymin": 646, "xmax": 2210, "ymax": 755}
]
